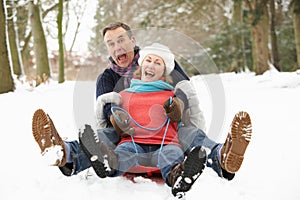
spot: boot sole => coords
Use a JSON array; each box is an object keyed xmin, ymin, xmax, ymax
[
  {"xmin": 182, "ymin": 146, "xmax": 206, "ymax": 183},
  {"xmin": 79, "ymin": 125, "xmax": 108, "ymax": 178},
  {"xmin": 224, "ymin": 111, "xmax": 252, "ymax": 173},
  {"xmin": 172, "ymin": 146, "xmax": 207, "ymax": 198},
  {"xmin": 32, "ymin": 109, "xmax": 66, "ymax": 166}
]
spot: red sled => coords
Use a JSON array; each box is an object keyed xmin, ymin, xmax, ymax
[{"xmin": 123, "ymin": 165, "xmax": 164, "ymax": 184}]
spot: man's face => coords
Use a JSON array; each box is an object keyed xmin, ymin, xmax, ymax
[{"xmin": 104, "ymin": 27, "xmax": 136, "ymax": 68}]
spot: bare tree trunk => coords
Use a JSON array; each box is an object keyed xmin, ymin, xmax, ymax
[
  {"xmin": 270, "ymin": 0, "xmax": 281, "ymax": 71},
  {"xmin": 21, "ymin": 3, "xmax": 58, "ymax": 73},
  {"xmin": 0, "ymin": 0, "xmax": 14, "ymax": 94},
  {"xmin": 28, "ymin": 1, "xmax": 50, "ymax": 82},
  {"xmin": 231, "ymin": 0, "xmax": 245, "ymax": 72},
  {"xmin": 7, "ymin": 0, "xmax": 24, "ymax": 77},
  {"xmin": 249, "ymin": 0, "xmax": 270, "ymax": 75},
  {"xmin": 57, "ymin": 0, "xmax": 65, "ymax": 83},
  {"xmin": 292, "ymin": 0, "xmax": 300, "ymax": 69}
]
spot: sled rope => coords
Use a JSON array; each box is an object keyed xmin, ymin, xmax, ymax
[
  {"xmin": 111, "ymin": 107, "xmax": 168, "ymax": 131},
  {"xmin": 157, "ymin": 117, "xmax": 170, "ymax": 168},
  {"xmin": 129, "ymin": 135, "xmax": 139, "ymax": 166},
  {"xmin": 111, "ymin": 97, "xmax": 172, "ymax": 168}
]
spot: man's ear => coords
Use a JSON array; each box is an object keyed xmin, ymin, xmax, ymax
[{"xmin": 131, "ymin": 36, "xmax": 136, "ymax": 45}]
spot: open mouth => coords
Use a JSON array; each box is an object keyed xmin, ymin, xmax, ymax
[
  {"xmin": 117, "ymin": 54, "xmax": 127, "ymax": 62},
  {"xmin": 145, "ymin": 70, "xmax": 155, "ymax": 78}
]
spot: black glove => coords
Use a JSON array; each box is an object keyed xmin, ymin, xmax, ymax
[
  {"xmin": 110, "ymin": 110, "xmax": 135, "ymax": 137},
  {"xmin": 163, "ymin": 97, "xmax": 184, "ymax": 122}
]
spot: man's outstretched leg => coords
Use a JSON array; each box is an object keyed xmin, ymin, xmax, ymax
[
  {"xmin": 32, "ymin": 109, "xmax": 92, "ymax": 176},
  {"xmin": 220, "ymin": 111, "xmax": 252, "ymax": 173},
  {"xmin": 178, "ymin": 111, "xmax": 252, "ymax": 180},
  {"xmin": 32, "ymin": 109, "xmax": 67, "ymax": 166}
]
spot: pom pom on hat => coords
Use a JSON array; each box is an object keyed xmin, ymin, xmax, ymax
[{"xmin": 138, "ymin": 43, "xmax": 175, "ymax": 75}]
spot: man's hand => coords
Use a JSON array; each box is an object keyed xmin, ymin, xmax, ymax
[
  {"xmin": 163, "ymin": 97, "xmax": 184, "ymax": 122},
  {"xmin": 110, "ymin": 110, "xmax": 135, "ymax": 137},
  {"xmin": 95, "ymin": 92, "xmax": 122, "ymax": 128}
]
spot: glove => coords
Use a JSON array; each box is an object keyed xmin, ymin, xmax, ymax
[
  {"xmin": 110, "ymin": 110, "xmax": 135, "ymax": 137},
  {"xmin": 163, "ymin": 97, "xmax": 184, "ymax": 122},
  {"xmin": 95, "ymin": 92, "xmax": 122, "ymax": 128}
]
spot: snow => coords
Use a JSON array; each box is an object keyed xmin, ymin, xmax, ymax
[
  {"xmin": 1, "ymin": 71, "xmax": 300, "ymax": 200},
  {"xmin": 42, "ymin": 145, "xmax": 65, "ymax": 166}
]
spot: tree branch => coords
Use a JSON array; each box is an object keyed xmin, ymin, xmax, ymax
[{"xmin": 244, "ymin": 0, "xmax": 253, "ymax": 12}]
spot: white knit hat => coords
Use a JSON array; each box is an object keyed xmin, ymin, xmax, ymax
[{"xmin": 138, "ymin": 43, "xmax": 175, "ymax": 75}]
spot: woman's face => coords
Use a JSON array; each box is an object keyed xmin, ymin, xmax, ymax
[{"xmin": 141, "ymin": 54, "xmax": 165, "ymax": 82}]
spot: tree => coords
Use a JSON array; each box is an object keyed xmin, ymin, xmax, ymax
[
  {"xmin": 19, "ymin": 2, "xmax": 58, "ymax": 75},
  {"xmin": 270, "ymin": 0, "xmax": 281, "ymax": 71},
  {"xmin": 28, "ymin": 1, "xmax": 51, "ymax": 82},
  {"xmin": 291, "ymin": 0, "xmax": 300, "ymax": 69},
  {"xmin": 276, "ymin": 0, "xmax": 296, "ymax": 72},
  {"xmin": 231, "ymin": 0, "xmax": 246, "ymax": 72},
  {"xmin": 6, "ymin": 0, "xmax": 24, "ymax": 78},
  {"xmin": 57, "ymin": 0, "xmax": 64, "ymax": 83},
  {"xmin": 246, "ymin": 0, "xmax": 270, "ymax": 75},
  {"xmin": 0, "ymin": 0, "xmax": 14, "ymax": 94}
]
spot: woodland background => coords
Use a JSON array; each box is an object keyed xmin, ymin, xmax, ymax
[{"xmin": 0, "ymin": 0, "xmax": 300, "ymax": 94}]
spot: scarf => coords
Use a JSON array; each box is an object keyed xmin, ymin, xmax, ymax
[
  {"xmin": 125, "ymin": 79, "xmax": 174, "ymax": 93},
  {"xmin": 109, "ymin": 46, "xmax": 140, "ymax": 88}
]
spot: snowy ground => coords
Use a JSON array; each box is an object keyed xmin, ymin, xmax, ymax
[{"xmin": 1, "ymin": 70, "xmax": 300, "ymax": 200}]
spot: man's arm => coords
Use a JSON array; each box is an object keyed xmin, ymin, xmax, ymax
[
  {"xmin": 168, "ymin": 61, "xmax": 206, "ymax": 130},
  {"xmin": 95, "ymin": 69, "xmax": 121, "ymax": 125},
  {"xmin": 96, "ymin": 69, "xmax": 119, "ymax": 98},
  {"xmin": 174, "ymin": 80, "xmax": 206, "ymax": 131},
  {"xmin": 171, "ymin": 60, "xmax": 190, "ymax": 86}
]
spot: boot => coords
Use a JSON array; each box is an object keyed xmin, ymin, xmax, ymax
[
  {"xmin": 32, "ymin": 109, "xmax": 67, "ymax": 166},
  {"xmin": 220, "ymin": 111, "xmax": 252, "ymax": 173},
  {"xmin": 168, "ymin": 146, "xmax": 207, "ymax": 199},
  {"xmin": 79, "ymin": 124, "xmax": 118, "ymax": 178}
]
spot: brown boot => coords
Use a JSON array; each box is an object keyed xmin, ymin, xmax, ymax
[
  {"xmin": 32, "ymin": 109, "xmax": 67, "ymax": 166},
  {"xmin": 220, "ymin": 111, "xmax": 252, "ymax": 173}
]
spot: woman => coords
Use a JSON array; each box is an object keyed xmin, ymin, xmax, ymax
[{"xmin": 79, "ymin": 43, "xmax": 207, "ymax": 199}]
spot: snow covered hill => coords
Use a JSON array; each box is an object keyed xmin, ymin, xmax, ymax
[{"xmin": 1, "ymin": 71, "xmax": 300, "ymax": 200}]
